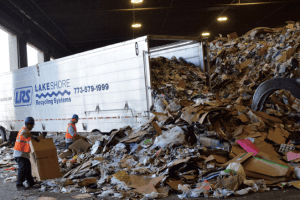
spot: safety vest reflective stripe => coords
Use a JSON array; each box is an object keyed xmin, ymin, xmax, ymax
[
  {"xmin": 13, "ymin": 127, "xmax": 31, "ymax": 153},
  {"xmin": 15, "ymin": 140, "xmax": 29, "ymax": 144}
]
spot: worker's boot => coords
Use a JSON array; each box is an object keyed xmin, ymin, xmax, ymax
[
  {"xmin": 28, "ymin": 184, "xmax": 40, "ymax": 190},
  {"xmin": 17, "ymin": 185, "xmax": 28, "ymax": 191}
]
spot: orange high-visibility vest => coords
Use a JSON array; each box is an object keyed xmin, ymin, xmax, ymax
[
  {"xmin": 65, "ymin": 123, "xmax": 77, "ymax": 139},
  {"xmin": 13, "ymin": 127, "xmax": 31, "ymax": 153}
]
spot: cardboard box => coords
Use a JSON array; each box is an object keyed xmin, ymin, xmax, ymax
[{"xmin": 30, "ymin": 138, "xmax": 61, "ymax": 181}]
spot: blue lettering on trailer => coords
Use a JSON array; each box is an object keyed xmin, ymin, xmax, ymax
[
  {"xmin": 35, "ymin": 79, "xmax": 70, "ymax": 92},
  {"xmin": 14, "ymin": 86, "xmax": 33, "ymax": 107},
  {"xmin": 34, "ymin": 79, "xmax": 72, "ymax": 106}
]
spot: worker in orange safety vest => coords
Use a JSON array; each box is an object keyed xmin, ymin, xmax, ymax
[
  {"xmin": 13, "ymin": 117, "xmax": 40, "ymax": 191},
  {"xmin": 65, "ymin": 114, "xmax": 79, "ymax": 149}
]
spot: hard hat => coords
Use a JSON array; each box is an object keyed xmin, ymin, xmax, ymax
[
  {"xmin": 25, "ymin": 117, "xmax": 35, "ymax": 125},
  {"xmin": 72, "ymin": 114, "xmax": 79, "ymax": 120}
]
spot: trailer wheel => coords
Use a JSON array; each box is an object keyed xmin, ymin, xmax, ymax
[
  {"xmin": 91, "ymin": 129, "xmax": 102, "ymax": 135},
  {"xmin": 7, "ymin": 131, "xmax": 18, "ymax": 146},
  {"xmin": 109, "ymin": 129, "xmax": 118, "ymax": 135},
  {"xmin": 0, "ymin": 126, "xmax": 7, "ymax": 142},
  {"xmin": 42, "ymin": 132, "xmax": 47, "ymax": 138}
]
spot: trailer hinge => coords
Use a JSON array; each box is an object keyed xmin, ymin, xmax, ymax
[
  {"xmin": 135, "ymin": 42, "xmax": 139, "ymax": 56},
  {"xmin": 10, "ymin": 124, "xmax": 14, "ymax": 130},
  {"xmin": 96, "ymin": 104, "xmax": 100, "ymax": 113},
  {"xmin": 82, "ymin": 123, "xmax": 87, "ymax": 131},
  {"xmin": 124, "ymin": 102, "xmax": 129, "ymax": 110},
  {"xmin": 42, "ymin": 124, "xmax": 45, "ymax": 130},
  {"xmin": 36, "ymin": 64, "xmax": 40, "ymax": 76}
]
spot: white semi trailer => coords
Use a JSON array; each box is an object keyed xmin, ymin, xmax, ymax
[{"xmin": 0, "ymin": 35, "xmax": 204, "ymax": 142}]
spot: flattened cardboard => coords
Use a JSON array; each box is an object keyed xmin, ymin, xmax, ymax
[
  {"xmin": 290, "ymin": 180, "xmax": 300, "ymax": 189},
  {"xmin": 238, "ymin": 59, "xmax": 252, "ymax": 70},
  {"xmin": 267, "ymin": 128, "xmax": 286, "ymax": 144},
  {"xmin": 237, "ymin": 114, "xmax": 250, "ymax": 123},
  {"xmin": 227, "ymin": 32, "xmax": 238, "ymax": 40},
  {"xmin": 30, "ymin": 138, "xmax": 61, "ymax": 181},
  {"xmin": 134, "ymin": 176, "xmax": 164, "ymax": 195},
  {"xmin": 113, "ymin": 170, "xmax": 132, "ymax": 186},
  {"xmin": 275, "ymin": 124, "xmax": 290, "ymax": 138},
  {"xmin": 120, "ymin": 131, "xmax": 147, "ymax": 143},
  {"xmin": 78, "ymin": 178, "xmax": 97, "ymax": 187},
  {"xmin": 151, "ymin": 121, "xmax": 162, "ymax": 135},
  {"xmin": 152, "ymin": 112, "xmax": 168, "ymax": 122},
  {"xmin": 243, "ymin": 157, "xmax": 289, "ymax": 178},
  {"xmin": 129, "ymin": 175, "xmax": 153, "ymax": 188},
  {"xmin": 71, "ymin": 194, "xmax": 93, "ymax": 199},
  {"xmin": 181, "ymin": 105, "xmax": 204, "ymax": 124},
  {"xmin": 204, "ymin": 155, "xmax": 229, "ymax": 164},
  {"xmin": 166, "ymin": 180, "xmax": 183, "ymax": 191},
  {"xmin": 94, "ymin": 157, "xmax": 104, "ymax": 162},
  {"xmin": 254, "ymin": 111, "xmax": 282, "ymax": 124},
  {"xmin": 73, "ymin": 134, "xmax": 88, "ymax": 142},
  {"xmin": 230, "ymin": 146, "xmax": 246, "ymax": 158},
  {"xmin": 244, "ymin": 170, "xmax": 286, "ymax": 182},
  {"xmin": 221, "ymin": 152, "xmax": 253, "ymax": 167},
  {"xmin": 156, "ymin": 187, "xmax": 170, "ymax": 196},
  {"xmin": 58, "ymin": 149, "xmax": 72, "ymax": 159},
  {"xmin": 150, "ymin": 176, "xmax": 165, "ymax": 187},
  {"xmin": 68, "ymin": 139, "xmax": 92, "ymax": 153},
  {"xmin": 255, "ymin": 141, "xmax": 280, "ymax": 158},
  {"xmin": 136, "ymin": 183, "xmax": 157, "ymax": 194}
]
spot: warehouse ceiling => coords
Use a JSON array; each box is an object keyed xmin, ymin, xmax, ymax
[{"xmin": 1, "ymin": 0, "xmax": 300, "ymax": 58}]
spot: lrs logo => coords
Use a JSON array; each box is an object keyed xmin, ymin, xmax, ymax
[{"xmin": 14, "ymin": 86, "xmax": 33, "ymax": 107}]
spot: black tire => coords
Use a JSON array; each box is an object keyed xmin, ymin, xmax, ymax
[
  {"xmin": 8, "ymin": 131, "xmax": 18, "ymax": 146},
  {"xmin": 109, "ymin": 129, "xmax": 118, "ymax": 135},
  {"xmin": 42, "ymin": 132, "xmax": 47, "ymax": 138},
  {"xmin": 0, "ymin": 126, "xmax": 7, "ymax": 142},
  {"xmin": 91, "ymin": 129, "xmax": 102, "ymax": 135}
]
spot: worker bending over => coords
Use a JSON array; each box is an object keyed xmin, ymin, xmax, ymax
[
  {"xmin": 13, "ymin": 117, "xmax": 40, "ymax": 190},
  {"xmin": 65, "ymin": 114, "xmax": 79, "ymax": 149}
]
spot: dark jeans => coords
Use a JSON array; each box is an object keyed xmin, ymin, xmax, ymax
[
  {"xmin": 15, "ymin": 157, "xmax": 34, "ymax": 187},
  {"xmin": 66, "ymin": 142, "xmax": 73, "ymax": 149}
]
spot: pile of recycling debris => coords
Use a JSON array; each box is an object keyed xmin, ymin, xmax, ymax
[{"xmin": 2, "ymin": 21, "xmax": 300, "ymax": 199}]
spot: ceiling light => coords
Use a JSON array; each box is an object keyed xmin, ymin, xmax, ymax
[
  {"xmin": 131, "ymin": 0, "xmax": 143, "ymax": 3},
  {"xmin": 202, "ymin": 32, "xmax": 210, "ymax": 36},
  {"xmin": 218, "ymin": 17, "xmax": 228, "ymax": 22},
  {"xmin": 132, "ymin": 23, "xmax": 142, "ymax": 28}
]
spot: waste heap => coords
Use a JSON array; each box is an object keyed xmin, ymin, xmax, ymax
[
  {"xmin": 150, "ymin": 56, "xmax": 207, "ymax": 100},
  {"xmin": 2, "ymin": 21, "xmax": 300, "ymax": 199},
  {"xmin": 208, "ymin": 21, "xmax": 300, "ymax": 103}
]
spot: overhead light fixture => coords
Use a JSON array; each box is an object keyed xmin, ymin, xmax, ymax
[
  {"xmin": 218, "ymin": 17, "xmax": 228, "ymax": 22},
  {"xmin": 131, "ymin": 0, "xmax": 143, "ymax": 3},
  {"xmin": 132, "ymin": 23, "xmax": 141, "ymax": 28},
  {"xmin": 202, "ymin": 32, "xmax": 210, "ymax": 36}
]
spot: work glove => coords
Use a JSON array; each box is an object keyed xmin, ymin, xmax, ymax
[{"xmin": 32, "ymin": 137, "xmax": 40, "ymax": 142}]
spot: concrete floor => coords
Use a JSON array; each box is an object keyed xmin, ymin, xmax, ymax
[{"xmin": 1, "ymin": 176, "xmax": 300, "ymax": 200}]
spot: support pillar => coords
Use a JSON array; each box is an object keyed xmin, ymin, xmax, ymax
[
  {"xmin": 44, "ymin": 51, "xmax": 51, "ymax": 62},
  {"xmin": 8, "ymin": 34, "xmax": 18, "ymax": 71},
  {"xmin": 18, "ymin": 35, "xmax": 28, "ymax": 68}
]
